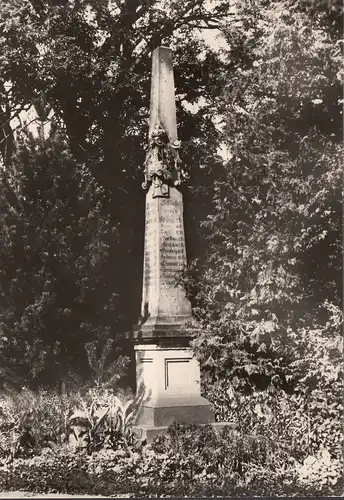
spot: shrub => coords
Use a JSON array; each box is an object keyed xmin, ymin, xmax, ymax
[
  {"xmin": 203, "ymin": 384, "xmax": 343, "ymax": 494},
  {"xmin": 0, "ymin": 423, "xmax": 342, "ymax": 496},
  {"xmin": 0, "ymin": 385, "xmax": 342, "ymax": 496},
  {"xmin": 0, "ymin": 385, "xmax": 144, "ymax": 461},
  {"xmin": 0, "ymin": 447, "xmax": 91, "ymax": 494},
  {"xmin": 0, "ymin": 447, "xmax": 139, "ymax": 495},
  {"xmin": 296, "ymin": 446, "xmax": 342, "ymax": 489},
  {"xmin": 209, "ymin": 379, "xmax": 342, "ymax": 454},
  {"xmin": 67, "ymin": 386, "xmax": 144, "ymax": 453},
  {"xmin": 0, "ymin": 388, "xmax": 77, "ymax": 459}
]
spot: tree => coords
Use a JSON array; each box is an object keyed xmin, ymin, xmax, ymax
[
  {"xmin": 0, "ymin": 0, "xmax": 232, "ymax": 337},
  {"xmin": 186, "ymin": 0, "xmax": 343, "ymax": 395},
  {"xmin": 0, "ymin": 0, "xmax": 232, "ymax": 172},
  {"xmin": 0, "ymin": 115, "xmax": 122, "ymax": 387}
]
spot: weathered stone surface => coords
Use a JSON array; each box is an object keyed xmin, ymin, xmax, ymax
[
  {"xmin": 136, "ymin": 46, "xmax": 192, "ymax": 340},
  {"xmin": 134, "ymin": 344, "xmax": 214, "ymax": 429},
  {"xmin": 141, "ymin": 47, "xmax": 182, "ymax": 198},
  {"xmin": 136, "ymin": 397, "xmax": 215, "ymax": 427},
  {"xmin": 149, "ymin": 46, "xmax": 178, "ymax": 141},
  {"xmin": 140, "ymin": 187, "xmax": 192, "ymax": 338}
]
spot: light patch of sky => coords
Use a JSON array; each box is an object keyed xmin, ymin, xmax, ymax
[
  {"xmin": 199, "ymin": 28, "xmax": 230, "ymax": 61},
  {"xmin": 13, "ymin": 107, "xmax": 53, "ymax": 139}
]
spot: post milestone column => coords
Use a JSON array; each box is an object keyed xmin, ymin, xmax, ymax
[{"xmin": 133, "ymin": 47, "xmax": 214, "ymax": 442}]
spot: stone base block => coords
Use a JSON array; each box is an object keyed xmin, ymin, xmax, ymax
[
  {"xmin": 133, "ymin": 421, "xmax": 235, "ymax": 443},
  {"xmin": 136, "ymin": 394, "xmax": 214, "ymax": 427},
  {"xmin": 134, "ymin": 344, "xmax": 217, "ymax": 435}
]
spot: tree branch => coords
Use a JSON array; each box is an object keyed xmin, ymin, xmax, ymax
[{"xmin": 131, "ymin": 0, "xmax": 235, "ymax": 68}]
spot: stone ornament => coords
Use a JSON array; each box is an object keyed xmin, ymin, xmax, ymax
[{"xmin": 142, "ymin": 124, "xmax": 182, "ymax": 198}]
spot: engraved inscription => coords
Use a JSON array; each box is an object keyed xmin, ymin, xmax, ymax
[
  {"xmin": 160, "ymin": 201, "xmax": 186, "ymax": 287},
  {"xmin": 142, "ymin": 189, "xmax": 192, "ymax": 318},
  {"xmin": 143, "ymin": 197, "xmax": 187, "ymax": 290},
  {"xmin": 144, "ymin": 200, "xmax": 158, "ymax": 289}
]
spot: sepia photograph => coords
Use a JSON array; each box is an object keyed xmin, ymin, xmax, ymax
[{"xmin": 0, "ymin": 0, "xmax": 342, "ymax": 497}]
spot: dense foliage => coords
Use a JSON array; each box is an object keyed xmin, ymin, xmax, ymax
[
  {"xmin": 184, "ymin": 0, "xmax": 343, "ymax": 431},
  {"xmin": 0, "ymin": 388, "xmax": 342, "ymax": 496},
  {"xmin": 0, "ymin": 118, "xmax": 129, "ymax": 386},
  {"xmin": 180, "ymin": 2, "xmax": 343, "ymax": 489},
  {"xmin": 0, "ymin": 0, "xmax": 226, "ymax": 386},
  {"xmin": 0, "ymin": 419, "xmax": 341, "ymax": 496}
]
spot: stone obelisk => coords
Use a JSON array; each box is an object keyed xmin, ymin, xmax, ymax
[{"xmin": 133, "ymin": 47, "xmax": 214, "ymax": 441}]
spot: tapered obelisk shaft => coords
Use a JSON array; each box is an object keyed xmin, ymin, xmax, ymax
[
  {"xmin": 149, "ymin": 47, "xmax": 178, "ymax": 141},
  {"xmin": 139, "ymin": 47, "xmax": 192, "ymax": 339}
]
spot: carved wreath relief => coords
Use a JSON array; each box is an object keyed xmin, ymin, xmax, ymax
[{"xmin": 142, "ymin": 124, "xmax": 182, "ymax": 198}]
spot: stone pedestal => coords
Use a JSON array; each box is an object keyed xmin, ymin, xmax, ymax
[{"xmin": 133, "ymin": 344, "xmax": 214, "ymax": 441}]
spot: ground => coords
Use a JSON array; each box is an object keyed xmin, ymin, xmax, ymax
[{"xmin": 0, "ymin": 493, "xmax": 131, "ymax": 498}]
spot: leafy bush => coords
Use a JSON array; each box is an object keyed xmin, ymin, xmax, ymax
[
  {"xmin": 0, "ymin": 424, "xmax": 341, "ymax": 497},
  {"xmin": 68, "ymin": 386, "xmax": 144, "ymax": 453},
  {"xmin": 0, "ymin": 447, "xmax": 91, "ymax": 494},
  {"xmin": 0, "ymin": 374, "xmax": 341, "ymax": 495},
  {"xmin": 143, "ymin": 424, "xmax": 313, "ymax": 496},
  {"xmin": 198, "ymin": 298, "xmax": 343, "ymax": 494},
  {"xmin": 209, "ymin": 385, "xmax": 341, "ymax": 450},
  {"xmin": 0, "ymin": 388, "xmax": 78, "ymax": 459},
  {"xmin": 0, "ymin": 385, "xmax": 142, "ymax": 462},
  {"xmin": 297, "ymin": 446, "xmax": 342, "ymax": 489},
  {"xmin": 0, "ymin": 375, "xmax": 341, "ymax": 496},
  {"xmin": 0, "ymin": 447, "xmax": 139, "ymax": 495},
  {"xmin": 203, "ymin": 384, "xmax": 343, "ymax": 493}
]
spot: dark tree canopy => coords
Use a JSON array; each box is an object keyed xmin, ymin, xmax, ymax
[
  {"xmin": 0, "ymin": 119, "xmax": 125, "ymax": 386},
  {"xmin": 185, "ymin": 0, "xmax": 342, "ymax": 396}
]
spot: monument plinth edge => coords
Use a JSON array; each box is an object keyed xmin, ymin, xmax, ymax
[{"xmin": 126, "ymin": 315, "xmax": 200, "ymax": 343}]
